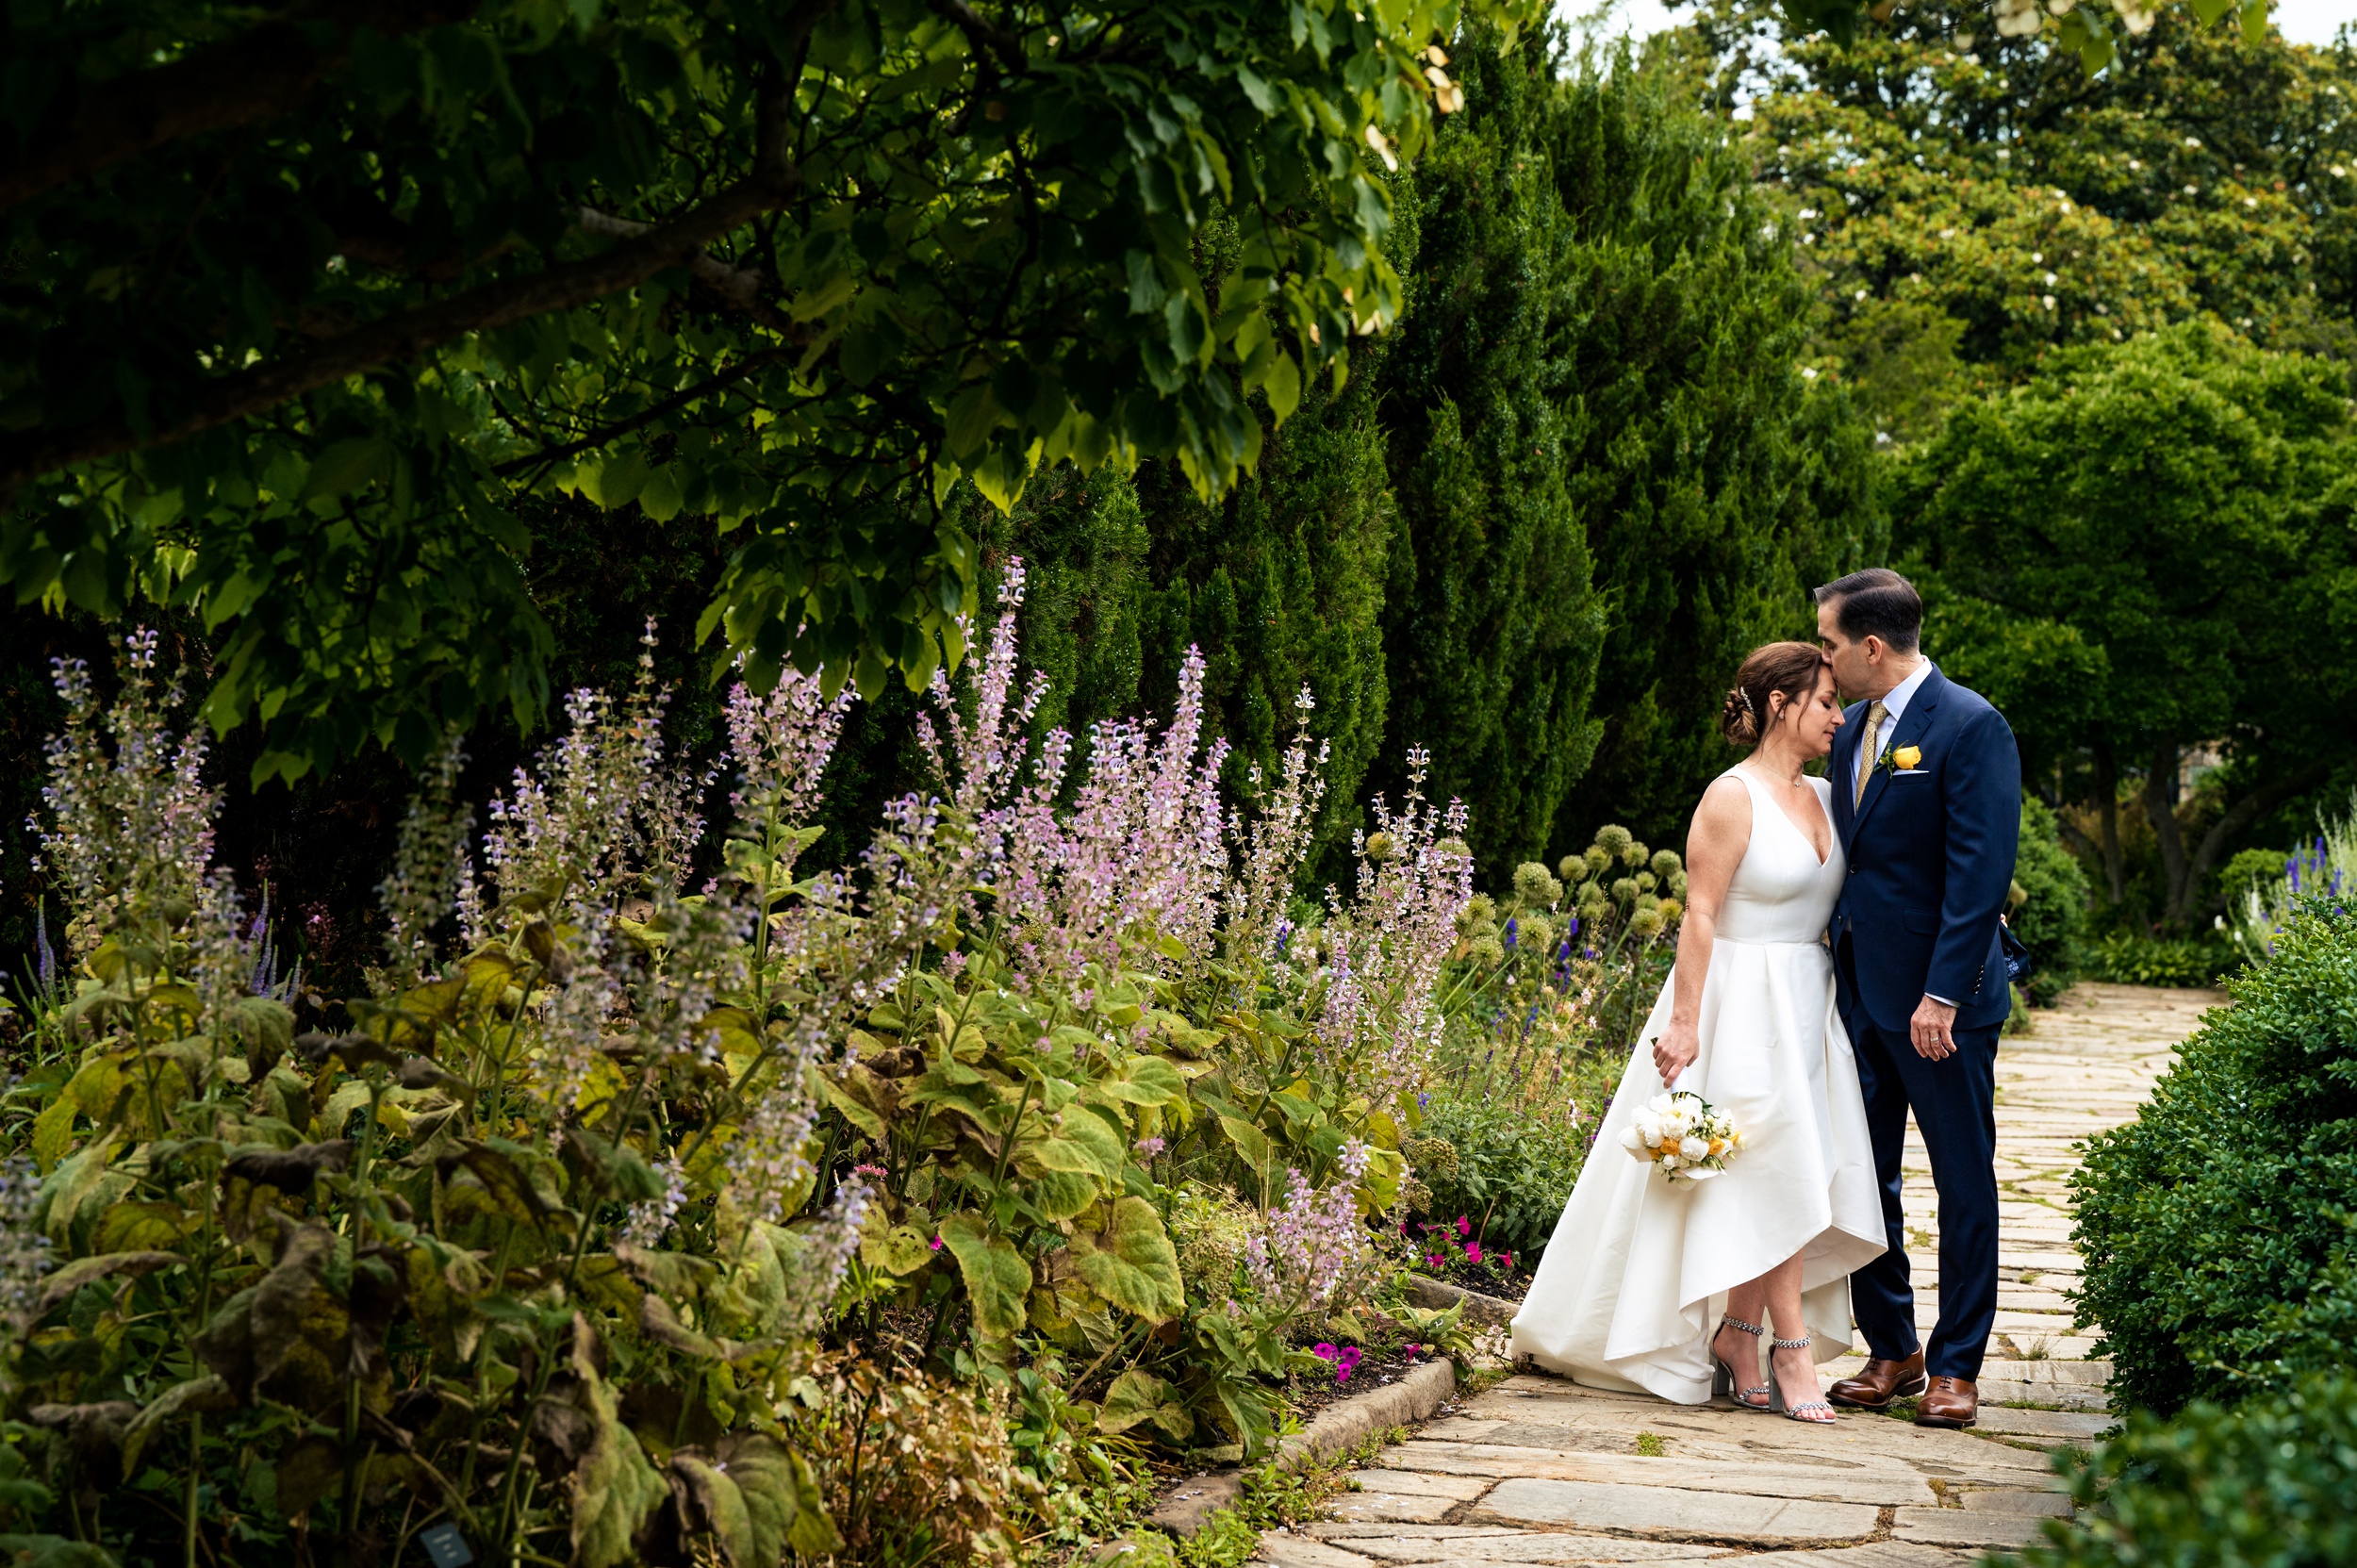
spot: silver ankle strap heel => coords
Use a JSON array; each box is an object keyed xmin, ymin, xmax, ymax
[
  {"xmin": 1711, "ymin": 1316, "xmax": 1770, "ymax": 1411},
  {"xmin": 1769, "ymin": 1335, "xmax": 1837, "ymax": 1423}
]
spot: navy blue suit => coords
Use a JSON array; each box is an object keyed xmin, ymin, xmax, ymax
[{"xmin": 1828, "ymin": 665, "xmax": 2019, "ymax": 1380}]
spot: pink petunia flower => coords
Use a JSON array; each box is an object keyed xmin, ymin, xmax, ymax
[
  {"xmin": 1465, "ymin": 1243, "xmax": 1483, "ymax": 1263},
  {"xmin": 930, "ymin": 1234, "xmax": 944, "ymax": 1251},
  {"xmin": 1313, "ymin": 1343, "xmax": 1339, "ymax": 1362},
  {"xmin": 1456, "ymin": 1216, "xmax": 1473, "ymax": 1236}
]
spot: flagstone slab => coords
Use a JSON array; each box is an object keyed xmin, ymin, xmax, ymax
[
  {"xmin": 1980, "ymin": 1378, "xmax": 2108, "ymax": 1412},
  {"xmin": 1309, "ymin": 1526, "xmax": 1530, "ymax": 1542},
  {"xmin": 1891, "ymin": 1506, "xmax": 2054, "ymax": 1549},
  {"xmin": 1956, "ymin": 1488, "xmax": 2071, "ymax": 1517},
  {"xmin": 1327, "ymin": 1493, "xmax": 1462, "ymax": 1526},
  {"xmin": 1968, "ymin": 1406, "xmax": 2112, "ymax": 1441},
  {"xmin": 1467, "ymin": 1477, "xmax": 1881, "ymax": 1545},
  {"xmin": 1349, "ymin": 1470, "xmax": 1495, "ymax": 1500},
  {"xmin": 1375, "ymin": 1443, "xmax": 1935, "ymax": 1508},
  {"xmin": 1766, "ymin": 1546, "xmax": 1979, "ymax": 1568},
  {"xmin": 1337, "ymin": 1533, "xmax": 1734, "ymax": 1563},
  {"xmin": 1256, "ymin": 1533, "xmax": 1385, "ymax": 1568}
]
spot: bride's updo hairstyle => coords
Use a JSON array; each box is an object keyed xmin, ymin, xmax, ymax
[{"xmin": 1720, "ymin": 641, "xmax": 1831, "ymax": 748}]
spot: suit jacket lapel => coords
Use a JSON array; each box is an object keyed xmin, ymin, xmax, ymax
[{"xmin": 1848, "ymin": 667, "xmax": 1946, "ymax": 846}]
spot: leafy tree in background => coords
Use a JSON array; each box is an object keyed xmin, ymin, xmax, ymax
[
  {"xmin": 1667, "ymin": 0, "xmax": 2357, "ymax": 434},
  {"xmin": 1772, "ymin": 0, "xmax": 2273, "ymax": 78},
  {"xmin": 1898, "ymin": 322, "xmax": 2357, "ymax": 928},
  {"xmin": 1, "ymin": 0, "xmax": 1521, "ymax": 782},
  {"xmin": 1376, "ymin": 29, "xmax": 1880, "ymax": 863}
]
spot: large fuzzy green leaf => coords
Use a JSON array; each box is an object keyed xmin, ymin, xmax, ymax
[
  {"xmin": 937, "ymin": 1212, "xmax": 1030, "ymax": 1337},
  {"xmin": 1100, "ymin": 1056, "xmax": 1186, "ymax": 1107},
  {"xmin": 571, "ymin": 1345, "xmax": 668, "ymax": 1567},
  {"xmin": 1098, "ymin": 1369, "xmax": 1192, "ymax": 1441},
  {"xmin": 728, "ymin": 1434, "xmax": 842, "ymax": 1560},
  {"xmin": 1071, "ymin": 1197, "xmax": 1182, "ymax": 1322}
]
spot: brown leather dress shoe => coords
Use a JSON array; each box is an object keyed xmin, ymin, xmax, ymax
[
  {"xmin": 1827, "ymin": 1349, "xmax": 1928, "ymax": 1410},
  {"xmin": 1915, "ymin": 1376, "xmax": 1979, "ymax": 1428}
]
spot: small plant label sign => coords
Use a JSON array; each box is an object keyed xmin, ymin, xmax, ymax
[{"xmin": 419, "ymin": 1524, "xmax": 474, "ymax": 1568}]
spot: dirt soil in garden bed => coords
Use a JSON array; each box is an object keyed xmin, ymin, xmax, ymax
[
  {"xmin": 1414, "ymin": 1258, "xmax": 1532, "ymax": 1305},
  {"xmin": 1277, "ymin": 1341, "xmax": 1438, "ymax": 1421}
]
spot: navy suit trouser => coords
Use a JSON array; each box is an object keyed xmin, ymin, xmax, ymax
[{"xmin": 1843, "ymin": 1007, "xmax": 2002, "ymax": 1382}]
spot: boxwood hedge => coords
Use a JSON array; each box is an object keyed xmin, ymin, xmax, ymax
[
  {"xmin": 2025, "ymin": 1373, "xmax": 2357, "ymax": 1568},
  {"xmin": 2070, "ymin": 900, "xmax": 2357, "ymax": 1416}
]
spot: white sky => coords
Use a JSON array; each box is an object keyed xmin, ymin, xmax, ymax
[{"xmin": 1586, "ymin": 0, "xmax": 2355, "ymax": 46}]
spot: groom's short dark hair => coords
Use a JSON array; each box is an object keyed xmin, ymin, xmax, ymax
[{"xmin": 1814, "ymin": 569, "xmax": 1922, "ymax": 652}]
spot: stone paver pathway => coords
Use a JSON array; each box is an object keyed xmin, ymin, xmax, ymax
[{"xmin": 1252, "ymin": 983, "xmax": 2223, "ymax": 1568}]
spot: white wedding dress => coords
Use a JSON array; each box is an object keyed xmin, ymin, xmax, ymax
[{"xmin": 1509, "ymin": 766, "xmax": 1887, "ymax": 1403}]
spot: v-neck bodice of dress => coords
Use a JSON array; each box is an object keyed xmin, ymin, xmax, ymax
[{"xmin": 1713, "ymin": 767, "xmax": 1845, "ymax": 946}]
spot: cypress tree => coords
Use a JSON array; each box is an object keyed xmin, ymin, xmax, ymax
[
  {"xmin": 1547, "ymin": 66, "xmax": 1881, "ymax": 845},
  {"xmin": 1375, "ymin": 29, "xmax": 1606, "ymax": 876},
  {"xmin": 1376, "ymin": 32, "xmax": 1881, "ymax": 864}
]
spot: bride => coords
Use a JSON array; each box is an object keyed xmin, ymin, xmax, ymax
[{"xmin": 1509, "ymin": 642, "xmax": 1886, "ymax": 1421}]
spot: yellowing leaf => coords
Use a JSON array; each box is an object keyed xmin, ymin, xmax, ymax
[
  {"xmin": 1071, "ymin": 1197, "xmax": 1182, "ymax": 1322},
  {"xmin": 937, "ymin": 1212, "xmax": 1030, "ymax": 1337},
  {"xmin": 860, "ymin": 1224, "xmax": 936, "ymax": 1277},
  {"xmin": 571, "ymin": 1346, "xmax": 669, "ymax": 1568}
]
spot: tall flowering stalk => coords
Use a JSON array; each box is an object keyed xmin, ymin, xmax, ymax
[
  {"xmin": 1314, "ymin": 748, "xmax": 1476, "ymax": 1110},
  {"xmin": 1243, "ymin": 1139, "xmax": 1381, "ymax": 1314},
  {"xmin": 31, "ymin": 632, "xmax": 221, "ymax": 953}
]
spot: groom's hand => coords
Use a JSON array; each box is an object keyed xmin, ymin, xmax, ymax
[{"xmin": 1910, "ymin": 996, "xmax": 1958, "ymax": 1061}]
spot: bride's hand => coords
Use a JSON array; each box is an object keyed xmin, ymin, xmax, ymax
[{"xmin": 1652, "ymin": 1020, "xmax": 1700, "ymax": 1087}]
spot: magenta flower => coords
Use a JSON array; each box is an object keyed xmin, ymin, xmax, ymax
[
  {"xmin": 930, "ymin": 1234, "xmax": 944, "ymax": 1251},
  {"xmin": 1403, "ymin": 1343, "xmax": 1422, "ymax": 1359},
  {"xmin": 1465, "ymin": 1242, "xmax": 1483, "ymax": 1264},
  {"xmin": 1313, "ymin": 1343, "xmax": 1339, "ymax": 1362},
  {"xmin": 1456, "ymin": 1216, "xmax": 1473, "ymax": 1237},
  {"xmin": 1426, "ymin": 1253, "xmax": 1443, "ymax": 1268},
  {"xmin": 1500, "ymin": 1251, "xmax": 1513, "ymax": 1269},
  {"xmin": 1335, "ymin": 1345, "xmax": 1364, "ymax": 1382}
]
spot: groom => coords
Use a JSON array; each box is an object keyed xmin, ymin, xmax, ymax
[{"xmin": 1816, "ymin": 569, "xmax": 2019, "ymax": 1430}]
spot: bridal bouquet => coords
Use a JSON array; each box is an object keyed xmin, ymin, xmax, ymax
[{"xmin": 1620, "ymin": 1092, "xmax": 1741, "ymax": 1183}]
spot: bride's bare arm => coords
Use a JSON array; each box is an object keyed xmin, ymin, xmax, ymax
[{"xmin": 1651, "ymin": 776, "xmax": 1752, "ymax": 1086}]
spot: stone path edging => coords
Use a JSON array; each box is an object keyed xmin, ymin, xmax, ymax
[
  {"xmin": 1404, "ymin": 1277, "xmax": 1519, "ymax": 1329},
  {"xmin": 1146, "ymin": 1357, "xmax": 1461, "ymax": 1539}
]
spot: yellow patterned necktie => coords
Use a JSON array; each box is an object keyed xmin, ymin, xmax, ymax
[{"xmin": 1854, "ymin": 700, "xmax": 1887, "ymax": 806}]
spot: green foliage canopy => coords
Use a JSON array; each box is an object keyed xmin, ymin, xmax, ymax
[
  {"xmin": 0, "ymin": 0, "xmax": 1523, "ymax": 782},
  {"xmin": 1897, "ymin": 322, "xmax": 2357, "ymax": 925},
  {"xmin": 1673, "ymin": 0, "xmax": 2357, "ymax": 433}
]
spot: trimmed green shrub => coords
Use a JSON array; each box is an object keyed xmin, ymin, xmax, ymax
[
  {"xmin": 2072, "ymin": 902, "xmax": 2357, "ymax": 1414},
  {"xmin": 2083, "ymin": 933, "xmax": 2238, "ymax": 989},
  {"xmin": 2013, "ymin": 798, "xmax": 2090, "ymax": 1007},
  {"xmin": 1412, "ymin": 1092, "xmax": 1598, "ymax": 1266},
  {"xmin": 2024, "ymin": 1373, "xmax": 2357, "ymax": 1568}
]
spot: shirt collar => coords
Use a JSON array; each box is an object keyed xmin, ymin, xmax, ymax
[{"xmin": 1876, "ymin": 658, "xmax": 1936, "ymax": 731}]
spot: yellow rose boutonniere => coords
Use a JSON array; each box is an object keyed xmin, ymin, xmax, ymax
[{"xmin": 1875, "ymin": 744, "xmax": 1925, "ymax": 782}]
